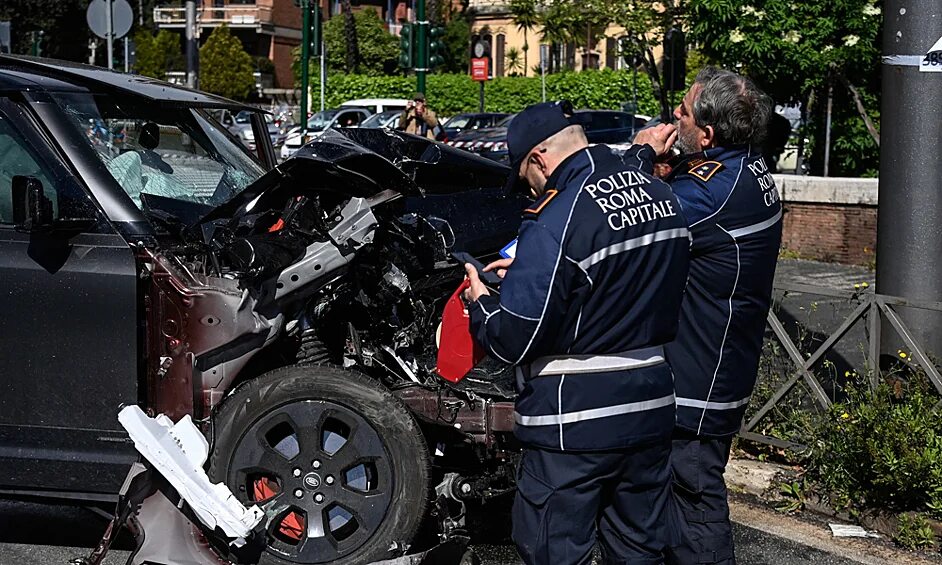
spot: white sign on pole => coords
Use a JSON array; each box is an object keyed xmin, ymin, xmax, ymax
[
  {"xmin": 87, "ymin": 0, "xmax": 133, "ymax": 39},
  {"xmin": 88, "ymin": 0, "xmax": 133, "ymax": 69},
  {"xmin": 921, "ymin": 34, "xmax": 942, "ymax": 73}
]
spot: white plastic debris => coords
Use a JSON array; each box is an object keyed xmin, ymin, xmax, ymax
[
  {"xmin": 828, "ymin": 523, "xmax": 881, "ymax": 538},
  {"xmin": 118, "ymin": 406, "xmax": 264, "ymax": 547}
]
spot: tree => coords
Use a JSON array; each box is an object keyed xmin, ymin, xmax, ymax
[
  {"xmin": 199, "ymin": 25, "xmax": 255, "ymax": 100},
  {"xmin": 509, "ymin": 0, "xmax": 539, "ymax": 74},
  {"xmin": 537, "ymin": 0, "xmax": 613, "ymax": 72},
  {"xmin": 442, "ymin": 13, "xmax": 471, "ymax": 73},
  {"xmin": 687, "ymin": 0, "xmax": 883, "ymax": 174},
  {"xmin": 0, "ymin": 0, "xmax": 89, "ymax": 61},
  {"xmin": 340, "ymin": 0, "xmax": 361, "ymax": 73},
  {"xmin": 608, "ymin": 0, "xmax": 678, "ymax": 120},
  {"xmin": 133, "ymin": 29, "xmax": 184, "ymax": 80},
  {"xmin": 323, "ymin": 9, "xmax": 398, "ymax": 75}
]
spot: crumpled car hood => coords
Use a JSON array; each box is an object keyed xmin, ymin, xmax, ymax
[
  {"xmin": 200, "ymin": 128, "xmax": 512, "ymax": 224},
  {"xmin": 199, "ymin": 130, "xmax": 420, "ymax": 226}
]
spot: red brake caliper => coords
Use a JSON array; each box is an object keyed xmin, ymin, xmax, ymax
[{"xmin": 253, "ymin": 477, "xmax": 305, "ymax": 542}]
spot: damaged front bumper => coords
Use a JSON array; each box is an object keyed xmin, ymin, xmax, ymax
[{"xmin": 79, "ymin": 408, "xmax": 471, "ymax": 565}]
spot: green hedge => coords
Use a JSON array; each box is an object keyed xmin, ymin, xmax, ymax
[{"xmin": 304, "ymin": 69, "xmax": 660, "ymax": 117}]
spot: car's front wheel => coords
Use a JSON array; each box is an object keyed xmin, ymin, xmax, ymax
[{"xmin": 208, "ymin": 365, "xmax": 430, "ymax": 564}]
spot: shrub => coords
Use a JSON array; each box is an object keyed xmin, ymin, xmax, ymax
[
  {"xmin": 300, "ymin": 69, "xmax": 660, "ymax": 117},
  {"xmin": 808, "ymin": 378, "xmax": 942, "ymax": 519},
  {"xmin": 894, "ymin": 513, "xmax": 936, "ymax": 550}
]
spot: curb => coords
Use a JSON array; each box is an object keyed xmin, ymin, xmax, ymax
[
  {"xmin": 725, "ymin": 457, "xmax": 790, "ymax": 498},
  {"xmin": 726, "ymin": 456, "xmax": 942, "ymax": 560}
]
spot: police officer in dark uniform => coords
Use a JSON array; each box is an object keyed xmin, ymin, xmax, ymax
[
  {"xmin": 463, "ymin": 100, "xmax": 690, "ymax": 564},
  {"xmin": 662, "ymin": 67, "xmax": 782, "ymax": 564}
]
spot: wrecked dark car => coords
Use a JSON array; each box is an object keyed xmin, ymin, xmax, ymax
[{"xmin": 0, "ymin": 55, "xmax": 528, "ymax": 564}]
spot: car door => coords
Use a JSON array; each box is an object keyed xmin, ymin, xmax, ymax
[{"xmin": 0, "ymin": 96, "xmax": 139, "ymax": 498}]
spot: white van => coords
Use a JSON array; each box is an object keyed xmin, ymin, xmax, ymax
[{"xmin": 341, "ymin": 98, "xmax": 410, "ymax": 115}]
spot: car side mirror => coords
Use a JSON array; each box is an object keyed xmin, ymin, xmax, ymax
[{"xmin": 12, "ymin": 175, "xmax": 54, "ymax": 232}]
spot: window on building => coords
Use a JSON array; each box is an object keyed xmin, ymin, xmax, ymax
[{"xmin": 496, "ymin": 34, "xmax": 505, "ymax": 77}]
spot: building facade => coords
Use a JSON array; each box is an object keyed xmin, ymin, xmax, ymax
[
  {"xmin": 466, "ymin": 0, "xmax": 638, "ymax": 78},
  {"xmin": 154, "ymin": 0, "xmax": 307, "ymax": 90}
]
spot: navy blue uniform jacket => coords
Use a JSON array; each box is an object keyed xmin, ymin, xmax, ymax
[
  {"xmin": 665, "ymin": 145, "xmax": 783, "ymax": 437},
  {"xmin": 468, "ymin": 144, "xmax": 690, "ymax": 451}
]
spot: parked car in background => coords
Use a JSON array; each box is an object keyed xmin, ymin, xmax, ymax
[
  {"xmin": 357, "ymin": 109, "xmax": 401, "ymax": 130},
  {"xmin": 280, "ymin": 107, "xmax": 371, "ymax": 160},
  {"xmin": 448, "ymin": 110, "xmax": 649, "ymax": 163},
  {"xmin": 341, "ymin": 98, "xmax": 409, "ymax": 115},
  {"xmin": 215, "ymin": 109, "xmax": 286, "ymax": 152},
  {"xmin": 448, "ymin": 114, "xmax": 515, "ymax": 163},
  {"xmin": 441, "ymin": 112, "xmax": 509, "ymax": 141}
]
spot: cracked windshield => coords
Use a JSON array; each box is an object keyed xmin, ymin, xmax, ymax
[{"xmin": 52, "ymin": 92, "xmax": 265, "ymax": 208}]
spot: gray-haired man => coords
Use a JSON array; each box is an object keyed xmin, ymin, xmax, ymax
[{"xmin": 662, "ymin": 67, "xmax": 783, "ymax": 564}]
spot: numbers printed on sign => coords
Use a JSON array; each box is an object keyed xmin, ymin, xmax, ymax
[{"xmin": 921, "ymin": 51, "xmax": 942, "ymax": 72}]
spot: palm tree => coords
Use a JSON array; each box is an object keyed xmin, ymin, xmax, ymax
[
  {"xmin": 538, "ymin": 0, "xmax": 575, "ymax": 71},
  {"xmin": 340, "ymin": 0, "xmax": 360, "ymax": 73},
  {"xmin": 509, "ymin": 0, "xmax": 538, "ymax": 74},
  {"xmin": 505, "ymin": 46, "xmax": 523, "ymax": 76}
]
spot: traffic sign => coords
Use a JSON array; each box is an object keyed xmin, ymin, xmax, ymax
[
  {"xmin": 87, "ymin": 0, "xmax": 134, "ymax": 40},
  {"xmin": 471, "ymin": 57, "xmax": 489, "ymax": 81}
]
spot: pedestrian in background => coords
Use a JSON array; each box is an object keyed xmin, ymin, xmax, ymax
[
  {"xmin": 463, "ymin": 100, "xmax": 690, "ymax": 564},
  {"xmin": 398, "ymin": 92, "xmax": 439, "ymax": 139},
  {"xmin": 661, "ymin": 67, "xmax": 783, "ymax": 565}
]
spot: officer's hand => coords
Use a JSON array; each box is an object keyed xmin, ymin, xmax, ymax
[
  {"xmin": 483, "ymin": 257, "xmax": 514, "ymax": 279},
  {"xmin": 463, "ymin": 263, "xmax": 490, "ymax": 302},
  {"xmin": 633, "ymin": 124, "xmax": 677, "ymax": 157}
]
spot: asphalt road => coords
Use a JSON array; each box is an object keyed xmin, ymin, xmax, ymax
[{"xmin": 0, "ymin": 496, "xmax": 900, "ymax": 565}]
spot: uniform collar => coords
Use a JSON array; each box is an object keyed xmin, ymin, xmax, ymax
[
  {"xmin": 544, "ymin": 146, "xmax": 597, "ymax": 193},
  {"xmin": 701, "ymin": 144, "xmax": 754, "ymax": 162}
]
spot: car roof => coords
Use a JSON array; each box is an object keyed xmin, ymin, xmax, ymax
[
  {"xmin": 341, "ymin": 98, "xmax": 409, "ymax": 105},
  {"xmin": 0, "ymin": 55, "xmax": 256, "ymax": 111}
]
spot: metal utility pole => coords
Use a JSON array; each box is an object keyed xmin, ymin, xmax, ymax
[
  {"xmin": 823, "ymin": 81, "xmax": 833, "ymax": 177},
  {"xmin": 320, "ymin": 40, "xmax": 326, "ymax": 112},
  {"xmin": 300, "ymin": 0, "xmax": 310, "ymax": 135},
  {"xmin": 185, "ymin": 0, "xmax": 198, "ymax": 88},
  {"xmin": 877, "ymin": 0, "xmax": 942, "ymax": 353},
  {"xmin": 106, "ymin": 0, "xmax": 114, "ymax": 69},
  {"xmin": 415, "ymin": 0, "xmax": 427, "ymax": 94}
]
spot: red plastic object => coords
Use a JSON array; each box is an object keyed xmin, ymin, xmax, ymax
[{"xmin": 437, "ymin": 279, "xmax": 486, "ymax": 383}]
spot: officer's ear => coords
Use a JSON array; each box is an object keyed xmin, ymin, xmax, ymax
[{"xmin": 701, "ymin": 124, "xmax": 716, "ymax": 149}]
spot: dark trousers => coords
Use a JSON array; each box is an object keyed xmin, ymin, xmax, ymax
[
  {"xmin": 665, "ymin": 432, "xmax": 736, "ymax": 564},
  {"xmin": 512, "ymin": 441, "xmax": 674, "ymax": 565}
]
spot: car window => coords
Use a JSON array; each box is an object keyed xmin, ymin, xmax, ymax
[
  {"xmin": 307, "ymin": 110, "xmax": 338, "ymax": 131},
  {"xmin": 51, "ymin": 92, "xmax": 265, "ymax": 209},
  {"xmin": 337, "ymin": 111, "xmax": 365, "ymax": 127},
  {"xmin": 0, "ymin": 111, "xmax": 57, "ymax": 223},
  {"xmin": 446, "ymin": 115, "xmax": 471, "ymax": 129}
]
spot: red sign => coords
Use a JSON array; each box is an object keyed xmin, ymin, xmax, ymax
[{"xmin": 470, "ymin": 57, "xmax": 489, "ymax": 81}]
